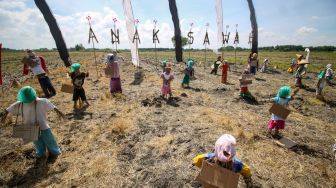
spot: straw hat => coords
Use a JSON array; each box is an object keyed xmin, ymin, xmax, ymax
[
  {"xmin": 252, "ymin": 53, "xmax": 258, "ymax": 59},
  {"xmin": 296, "ymin": 54, "xmax": 303, "ymax": 59},
  {"xmin": 298, "ymin": 59, "xmax": 309, "ymax": 65},
  {"xmin": 17, "ymin": 86, "xmax": 37, "ymax": 103}
]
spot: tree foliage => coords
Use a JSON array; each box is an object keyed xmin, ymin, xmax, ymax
[
  {"xmin": 171, "ymin": 36, "xmax": 188, "ymax": 48},
  {"xmin": 75, "ymin": 44, "xmax": 85, "ymax": 51}
]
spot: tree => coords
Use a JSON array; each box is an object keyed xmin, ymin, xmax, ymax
[
  {"xmin": 35, "ymin": 0, "xmax": 70, "ymax": 67},
  {"xmin": 247, "ymin": 0, "xmax": 258, "ymax": 54},
  {"xmin": 168, "ymin": 0, "xmax": 183, "ymax": 62},
  {"xmin": 75, "ymin": 44, "xmax": 85, "ymax": 51},
  {"xmin": 171, "ymin": 36, "xmax": 188, "ymax": 48}
]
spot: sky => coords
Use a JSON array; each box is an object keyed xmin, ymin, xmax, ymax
[{"xmin": 0, "ymin": 0, "xmax": 335, "ymax": 50}]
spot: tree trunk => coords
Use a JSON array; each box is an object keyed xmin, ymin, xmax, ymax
[
  {"xmin": 168, "ymin": 0, "xmax": 183, "ymax": 62},
  {"xmin": 247, "ymin": 0, "xmax": 258, "ymax": 54},
  {"xmin": 34, "ymin": 0, "xmax": 71, "ymax": 67}
]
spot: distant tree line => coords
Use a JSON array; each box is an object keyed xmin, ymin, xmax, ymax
[
  {"xmin": 258, "ymin": 45, "xmax": 336, "ymax": 52},
  {"xmin": 2, "ymin": 45, "xmax": 336, "ymax": 52}
]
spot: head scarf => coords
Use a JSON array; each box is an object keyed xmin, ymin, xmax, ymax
[
  {"xmin": 187, "ymin": 59, "xmax": 193, "ymax": 68},
  {"xmin": 106, "ymin": 53, "xmax": 115, "ymax": 63},
  {"xmin": 161, "ymin": 60, "xmax": 168, "ymax": 67},
  {"xmin": 215, "ymin": 134, "xmax": 236, "ymax": 162},
  {"xmin": 26, "ymin": 49, "xmax": 35, "ymax": 57},
  {"xmin": 17, "ymin": 86, "xmax": 37, "ymax": 103},
  {"xmin": 71, "ymin": 63, "xmax": 81, "ymax": 72},
  {"xmin": 326, "ymin": 64, "xmax": 332, "ymax": 69},
  {"xmin": 277, "ymin": 86, "xmax": 291, "ymax": 99}
]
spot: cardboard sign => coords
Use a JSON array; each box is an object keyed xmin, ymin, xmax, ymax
[
  {"xmin": 195, "ymin": 160, "xmax": 239, "ymax": 188},
  {"xmin": 13, "ymin": 125, "xmax": 39, "ymax": 144},
  {"xmin": 239, "ymin": 79, "xmax": 252, "ymax": 85},
  {"xmin": 275, "ymin": 137, "xmax": 297, "ymax": 149},
  {"xmin": 269, "ymin": 103, "xmax": 291, "ymax": 119},
  {"xmin": 61, "ymin": 84, "xmax": 74, "ymax": 94}
]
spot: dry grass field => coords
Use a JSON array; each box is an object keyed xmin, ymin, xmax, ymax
[{"xmin": 0, "ymin": 50, "xmax": 335, "ymax": 187}]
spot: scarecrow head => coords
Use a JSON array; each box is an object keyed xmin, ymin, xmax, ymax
[
  {"xmin": 215, "ymin": 134, "xmax": 236, "ymax": 163},
  {"xmin": 17, "ymin": 86, "xmax": 37, "ymax": 103},
  {"xmin": 71, "ymin": 63, "xmax": 81, "ymax": 74},
  {"xmin": 165, "ymin": 66, "xmax": 171, "ymax": 73},
  {"xmin": 277, "ymin": 86, "xmax": 291, "ymax": 99}
]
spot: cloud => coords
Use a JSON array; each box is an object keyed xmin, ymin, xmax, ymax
[
  {"xmin": 0, "ymin": 0, "xmax": 26, "ymax": 10},
  {"xmin": 311, "ymin": 16, "xmax": 319, "ymax": 20},
  {"xmin": 258, "ymin": 27, "xmax": 276, "ymax": 38},
  {"xmin": 296, "ymin": 26, "xmax": 318, "ymax": 34},
  {"xmin": 0, "ymin": 1, "xmax": 175, "ymax": 49}
]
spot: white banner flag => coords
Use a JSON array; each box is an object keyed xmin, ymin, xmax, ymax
[
  {"xmin": 215, "ymin": 0, "xmax": 223, "ymax": 48},
  {"xmin": 122, "ymin": 0, "xmax": 139, "ymax": 66}
]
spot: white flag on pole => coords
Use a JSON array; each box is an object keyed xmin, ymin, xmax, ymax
[
  {"xmin": 215, "ymin": 0, "xmax": 223, "ymax": 49},
  {"xmin": 122, "ymin": 0, "xmax": 139, "ymax": 66}
]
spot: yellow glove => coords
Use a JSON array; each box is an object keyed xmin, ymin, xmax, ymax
[{"xmin": 192, "ymin": 154, "xmax": 206, "ymax": 168}]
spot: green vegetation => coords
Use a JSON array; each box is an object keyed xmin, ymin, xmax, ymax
[
  {"xmin": 1, "ymin": 50, "xmax": 335, "ymax": 77},
  {"xmin": 171, "ymin": 36, "xmax": 189, "ymax": 48}
]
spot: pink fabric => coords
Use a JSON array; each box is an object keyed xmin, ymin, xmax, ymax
[
  {"xmin": 160, "ymin": 73, "xmax": 174, "ymax": 95},
  {"xmin": 107, "ymin": 62, "xmax": 120, "ymax": 78},
  {"xmin": 267, "ymin": 120, "xmax": 285, "ymax": 129},
  {"xmin": 215, "ymin": 134, "xmax": 236, "ymax": 162}
]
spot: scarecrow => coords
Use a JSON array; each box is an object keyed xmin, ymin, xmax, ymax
[
  {"xmin": 160, "ymin": 66, "xmax": 174, "ymax": 98},
  {"xmin": 181, "ymin": 59, "xmax": 194, "ymax": 88},
  {"xmin": 210, "ymin": 56, "xmax": 222, "ymax": 75},
  {"xmin": 316, "ymin": 64, "xmax": 334, "ymax": 100},
  {"xmin": 193, "ymin": 134, "xmax": 253, "ymax": 187},
  {"xmin": 70, "ymin": 63, "xmax": 90, "ymax": 109},
  {"xmin": 0, "ymin": 86, "xmax": 65, "ymax": 162},
  {"xmin": 220, "ymin": 60, "xmax": 230, "ymax": 84},
  {"xmin": 295, "ymin": 59, "xmax": 309, "ymax": 88},
  {"xmin": 260, "ymin": 58, "xmax": 270, "ymax": 73},
  {"xmin": 239, "ymin": 70, "xmax": 254, "ymax": 100},
  {"xmin": 325, "ymin": 64, "xmax": 334, "ymax": 85},
  {"xmin": 248, "ymin": 53, "xmax": 259, "ymax": 75},
  {"xmin": 105, "ymin": 52, "xmax": 124, "ymax": 93},
  {"xmin": 288, "ymin": 54, "xmax": 303, "ymax": 73},
  {"xmin": 22, "ymin": 49, "xmax": 56, "ymax": 98},
  {"xmin": 266, "ymin": 86, "xmax": 293, "ymax": 137}
]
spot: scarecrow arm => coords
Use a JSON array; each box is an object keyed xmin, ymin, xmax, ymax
[{"xmin": 54, "ymin": 108, "xmax": 66, "ymax": 120}]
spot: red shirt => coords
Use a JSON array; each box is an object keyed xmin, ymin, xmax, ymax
[{"xmin": 222, "ymin": 63, "xmax": 229, "ymax": 73}]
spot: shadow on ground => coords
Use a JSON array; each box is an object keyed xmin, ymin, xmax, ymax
[{"xmin": 130, "ymin": 71, "xmax": 144, "ymax": 85}]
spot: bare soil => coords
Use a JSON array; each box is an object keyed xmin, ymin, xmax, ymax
[{"xmin": 0, "ymin": 52, "xmax": 335, "ymax": 187}]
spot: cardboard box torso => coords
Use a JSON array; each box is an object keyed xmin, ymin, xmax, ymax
[
  {"xmin": 196, "ymin": 160, "xmax": 239, "ymax": 188},
  {"xmin": 61, "ymin": 84, "xmax": 74, "ymax": 94},
  {"xmin": 269, "ymin": 103, "xmax": 291, "ymax": 119}
]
